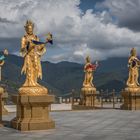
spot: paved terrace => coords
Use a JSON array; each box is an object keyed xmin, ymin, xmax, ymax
[{"xmin": 0, "ymin": 109, "xmax": 140, "ymax": 140}]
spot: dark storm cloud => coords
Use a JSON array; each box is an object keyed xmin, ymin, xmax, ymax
[
  {"xmin": 96, "ymin": 0, "xmax": 140, "ymax": 31},
  {"xmin": 0, "ymin": 17, "xmax": 17, "ymax": 24},
  {"xmin": 116, "ymin": 14, "xmax": 140, "ymax": 31}
]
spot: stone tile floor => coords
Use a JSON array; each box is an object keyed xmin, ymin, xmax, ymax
[{"xmin": 0, "ymin": 110, "xmax": 140, "ymax": 140}]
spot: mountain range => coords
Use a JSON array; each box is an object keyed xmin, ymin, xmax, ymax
[{"xmin": 0, "ymin": 53, "xmax": 129, "ymax": 97}]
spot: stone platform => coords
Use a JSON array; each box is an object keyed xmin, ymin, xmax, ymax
[
  {"xmin": 2, "ymin": 91, "xmax": 8, "ymax": 115},
  {"xmin": 121, "ymin": 90, "xmax": 140, "ymax": 110},
  {"xmin": 0, "ymin": 87, "xmax": 3, "ymax": 127},
  {"xmin": 1, "ymin": 110, "xmax": 140, "ymax": 140},
  {"xmin": 11, "ymin": 94, "xmax": 55, "ymax": 131},
  {"xmin": 81, "ymin": 87, "xmax": 96, "ymax": 106}
]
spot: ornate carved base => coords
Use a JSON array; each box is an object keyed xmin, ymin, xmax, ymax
[
  {"xmin": 11, "ymin": 94, "xmax": 55, "ymax": 131},
  {"xmin": 81, "ymin": 87, "xmax": 96, "ymax": 107},
  {"xmin": 121, "ymin": 88, "xmax": 140, "ymax": 110},
  {"xmin": 19, "ymin": 86, "xmax": 48, "ymax": 96},
  {"xmin": 125, "ymin": 87, "xmax": 140, "ymax": 92}
]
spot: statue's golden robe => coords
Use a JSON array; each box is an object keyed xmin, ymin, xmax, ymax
[
  {"xmin": 20, "ymin": 34, "xmax": 46, "ymax": 87},
  {"xmin": 83, "ymin": 62, "xmax": 94, "ymax": 88},
  {"xmin": 126, "ymin": 56, "xmax": 140, "ymax": 87}
]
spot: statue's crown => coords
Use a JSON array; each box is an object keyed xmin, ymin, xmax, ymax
[
  {"xmin": 86, "ymin": 56, "xmax": 91, "ymax": 62},
  {"xmin": 131, "ymin": 48, "xmax": 136, "ymax": 56},
  {"xmin": 24, "ymin": 20, "xmax": 34, "ymax": 29}
]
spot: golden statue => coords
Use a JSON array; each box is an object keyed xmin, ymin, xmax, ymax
[
  {"xmin": 19, "ymin": 20, "xmax": 51, "ymax": 95},
  {"xmin": 83, "ymin": 56, "xmax": 97, "ymax": 88},
  {"xmin": 81, "ymin": 56, "xmax": 98, "ymax": 106},
  {"xmin": 0, "ymin": 49, "xmax": 8, "ymax": 94},
  {"xmin": 0, "ymin": 49, "xmax": 8, "ymax": 81},
  {"xmin": 126, "ymin": 48, "xmax": 140, "ymax": 89}
]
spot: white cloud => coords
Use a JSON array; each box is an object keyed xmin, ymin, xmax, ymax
[
  {"xmin": 0, "ymin": 0, "xmax": 140, "ymax": 63},
  {"xmin": 96, "ymin": 0, "xmax": 140, "ymax": 31}
]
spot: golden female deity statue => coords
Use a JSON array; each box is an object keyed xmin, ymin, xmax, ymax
[
  {"xmin": 0, "ymin": 49, "xmax": 8, "ymax": 93},
  {"xmin": 126, "ymin": 48, "xmax": 140, "ymax": 90},
  {"xmin": 81, "ymin": 56, "xmax": 98, "ymax": 106},
  {"xmin": 19, "ymin": 20, "xmax": 48, "ymax": 95},
  {"xmin": 82, "ymin": 56, "xmax": 98, "ymax": 90},
  {"xmin": 0, "ymin": 49, "xmax": 8, "ymax": 81}
]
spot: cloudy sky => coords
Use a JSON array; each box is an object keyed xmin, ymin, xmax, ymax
[{"xmin": 0, "ymin": 0, "xmax": 140, "ymax": 63}]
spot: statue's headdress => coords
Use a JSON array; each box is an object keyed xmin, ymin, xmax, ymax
[
  {"xmin": 86, "ymin": 56, "xmax": 91, "ymax": 62},
  {"xmin": 130, "ymin": 48, "xmax": 136, "ymax": 56},
  {"xmin": 24, "ymin": 20, "xmax": 34, "ymax": 30}
]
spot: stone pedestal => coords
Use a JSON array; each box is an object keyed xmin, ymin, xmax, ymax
[
  {"xmin": 2, "ymin": 91, "xmax": 8, "ymax": 115},
  {"xmin": 121, "ymin": 87, "xmax": 140, "ymax": 110},
  {"xmin": 72, "ymin": 87, "xmax": 96, "ymax": 110},
  {"xmin": 11, "ymin": 93, "xmax": 55, "ymax": 131},
  {"xmin": 0, "ymin": 87, "xmax": 3, "ymax": 126},
  {"xmin": 81, "ymin": 87, "xmax": 96, "ymax": 107}
]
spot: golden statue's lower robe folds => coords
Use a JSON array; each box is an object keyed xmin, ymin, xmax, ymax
[
  {"xmin": 121, "ymin": 48, "xmax": 140, "ymax": 110},
  {"xmin": 11, "ymin": 20, "xmax": 55, "ymax": 131}
]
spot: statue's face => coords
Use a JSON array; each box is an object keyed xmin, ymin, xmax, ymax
[{"xmin": 26, "ymin": 25, "xmax": 33, "ymax": 35}]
